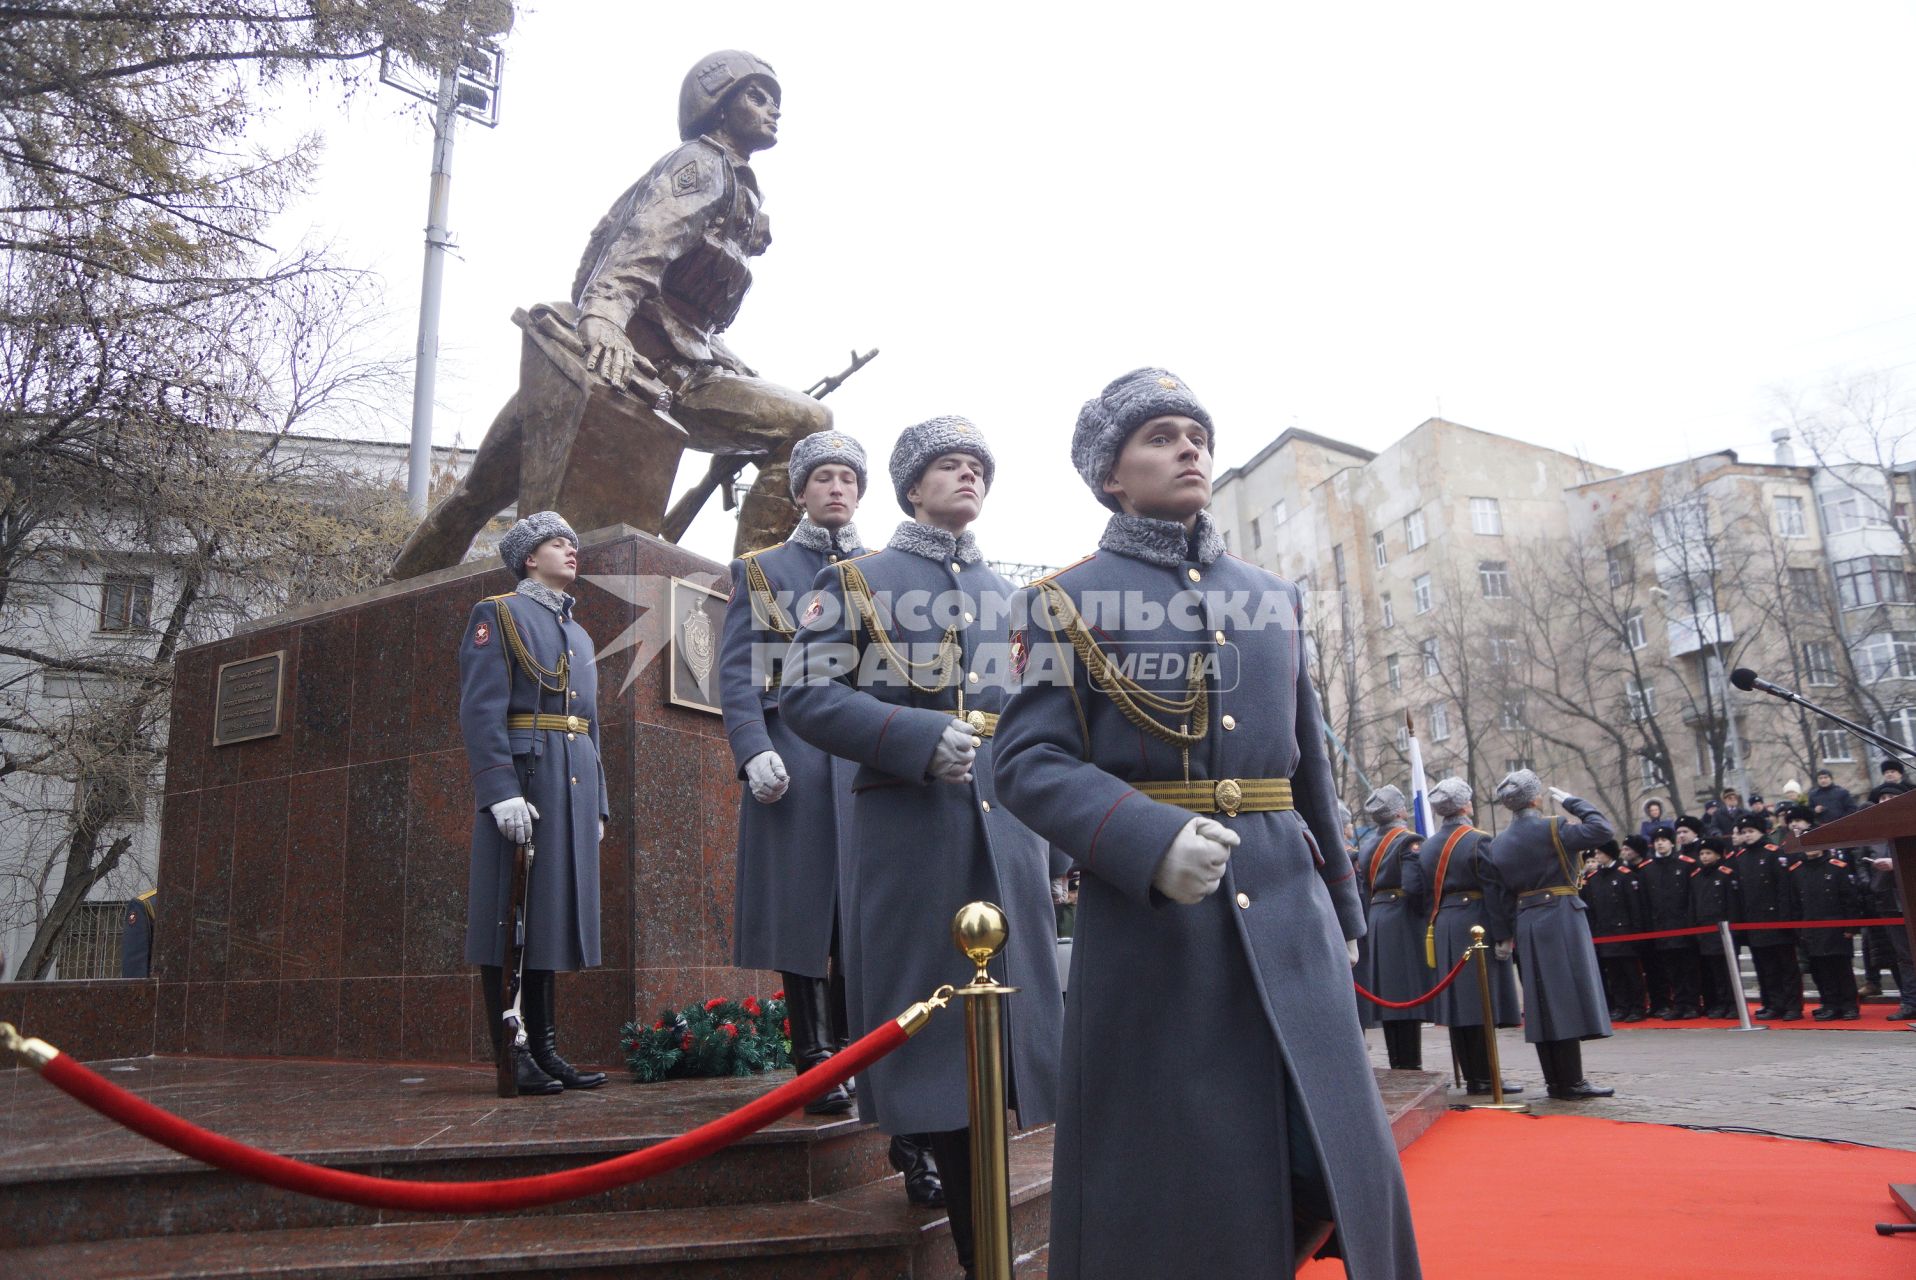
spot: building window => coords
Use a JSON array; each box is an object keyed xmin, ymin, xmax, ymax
[
  {"xmin": 1834, "ymin": 556, "xmax": 1910, "ymax": 610},
  {"xmin": 1898, "ymin": 502, "xmax": 1912, "ymax": 538},
  {"xmin": 77, "ymin": 770, "xmax": 141, "ymax": 822},
  {"xmin": 1498, "ymin": 693, "xmax": 1525, "ymax": 730},
  {"xmin": 1271, "ymin": 499, "xmax": 1288, "ymax": 526},
  {"xmin": 1504, "ymin": 757, "xmax": 1534, "ymax": 775},
  {"xmin": 1606, "ymin": 543, "xmax": 1633, "ymax": 590},
  {"xmin": 1413, "ymin": 573, "xmax": 1433, "ymax": 614},
  {"xmin": 1817, "ymin": 728, "xmax": 1855, "ymax": 763},
  {"xmin": 1470, "ymin": 497, "xmax": 1503, "ymax": 536},
  {"xmin": 1430, "ymin": 702, "xmax": 1451, "ymax": 741},
  {"xmin": 1380, "ymin": 593, "xmax": 1395, "ymax": 629},
  {"xmin": 1404, "ymin": 509, "xmax": 1427, "ymax": 552},
  {"xmin": 1250, "ymin": 517, "xmax": 1262, "ymax": 550},
  {"xmin": 1488, "ymin": 629, "xmax": 1519, "ymax": 667},
  {"xmin": 1626, "ymin": 678, "xmax": 1656, "ymax": 721},
  {"xmin": 1694, "ymin": 730, "xmax": 1740, "ymax": 775},
  {"xmin": 1332, "ymin": 544, "xmax": 1347, "ymax": 589},
  {"xmin": 99, "ymin": 574, "xmax": 153, "ymax": 633},
  {"xmin": 1774, "ymin": 495, "xmax": 1807, "ymax": 538},
  {"xmin": 1883, "ymin": 707, "xmax": 1916, "ymax": 749},
  {"xmin": 1639, "ymin": 754, "xmax": 1670, "ymax": 788},
  {"xmin": 53, "ymin": 903, "xmax": 125, "ymax": 981},
  {"xmin": 1623, "ymin": 609, "xmax": 1646, "ymax": 651},
  {"xmin": 1386, "ymin": 653, "xmax": 1401, "ymax": 690},
  {"xmin": 1820, "ymin": 486, "xmax": 1891, "ymax": 535},
  {"xmin": 1372, "ymin": 530, "xmax": 1388, "ymax": 567},
  {"xmin": 1856, "ymin": 632, "xmax": 1916, "ymax": 683},
  {"xmin": 1789, "ymin": 566, "xmax": 1824, "ymax": 611},
  {"xmin": 1803, "ymin": 641, "xmax": 1838, "ymax": 686},
  {"xmin": 1421, "ymin": 638, "xmax": 1440, "ymax": 676},
  {"xmin": 1478, "ymin": 560, "xmax": 1511, "ymax": 599},
  {"xmin": 1395, "ymin": 724, "xmax": 1410, "ymax": 753}
]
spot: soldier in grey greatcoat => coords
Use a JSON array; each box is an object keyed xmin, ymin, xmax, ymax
[
  {"xmin": 993, "ymin": 369, "xmax": 1420, "ymax": 1280},
  {"xmin": 1401, "ymin": 777, "xmax": 1522, "ymax": 1096},
  {"xmin": 1482, "ymin": 770, "xmax": 1617, "ymax": 1101},
  {"xmin": 459, "ymin": 512, "xmax": 608, "ymax": 1097},
  {"xmin": 780, "ymin": 417, "xmax": 1064, "ymax": 1276},
  {"xmin": 718, "ymin": 431, "xmax": 866, "ymax": 1119},
  {"xmin": 1355, "ymin": 786, "xmax": 1432, "ymax": 1069}
]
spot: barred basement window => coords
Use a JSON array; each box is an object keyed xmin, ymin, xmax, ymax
[{"xmin": 54, "ymin": 902, "xmax": 125, "ymax": 981}]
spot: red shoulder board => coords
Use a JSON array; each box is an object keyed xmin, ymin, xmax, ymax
[
  {"xmin": 1617, "ymin": 865, "xmax": 1634, "ymax": 875},
  {"xmin": 1788, "ymin": 862, "xmax": 1803, "ymax": 872},
  {"xmin": 1719, "ymin": 866, "xmax": 1735, "ymax": 875},
  {"xmin": 1677, "ymin": 854, "xmax": 1696, "ymax": 863},
  {"xmin": 1830, "ymin": 858, "xmax": 1848, "ymax": 869}
]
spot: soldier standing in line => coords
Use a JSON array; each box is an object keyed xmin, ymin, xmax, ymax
[
  {"xmin": 459, "ymin": 512, "xmax": 608, "ymax": 1097},
  {"xmin": 780, "ymin": 418, "xmax": 1063, "ymax": 1278},
  {"xmin": 1639, "ymin": 818, "xmax": 1703, "ymax": 1018},
  {"xmin": 717, "ymin": 435, "xmax": 866, "ymax": 1110},
  {"xmin": 1580, "ymin": 839, "xmax": 1649, "ymax": 1021},
  {"xmin": 1790, "ymin": 841, "xmax": 1864, "ymax": 1019},
  {"xmin": 1689, "ymin": 835, "xmax": 1741, "ymax": 1019},
  {"xmin": 1402, "ymin": 777, "xmax": 1523, "ymax": 1096},
  {"xmin": 992, "ymin": 369, "xmax": 1419, "ymax": 1278},
  {"xmin": 1731, "ymin": 813, "xmax": 1802, "ymax": 1020},
  {"xmin": 1354, "ymin": 785, "xmax": 1432, "ymax": 1070},
  {"xmin": 1481, "ymin": 771, "xmax": 1615, "ymax": 1100}
]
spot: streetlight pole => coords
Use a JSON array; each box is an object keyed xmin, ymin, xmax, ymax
[{"xmin": 407, "ymin": 69, "xmax": 459, "ymax": 518}]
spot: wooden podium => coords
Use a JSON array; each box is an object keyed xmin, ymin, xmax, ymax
[{"xmin": 1781, "ymin": 790, "xmax": 1916, "ymax": 1230}]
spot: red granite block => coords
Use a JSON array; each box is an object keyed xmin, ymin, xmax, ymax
[
  {"xmin": 594, "ymin": 719, "xmax": 634, "ymax": 972},
  {"xmin": 340, "ymin": 760, "xmax": 409, "ymax": 978},
  {"xmin": 399, "ymin": 974, "xmax": 471, "ymax": 1063},
  {"xmin": 631, "ymin": 725, "xmax": 706, "ymax": 971},
  {"xmin": 151, "ymin": 790, "xmax": 199, "ymax": 981},
  {"xmin": 201, "ymin": 638, "xmax": 251, "ymax": 791},
  {"xmin": 181, "ymin": 981, "xmax": 227, "ymax": 1055},
  {"xmin": 224, "ymin": 980, "xmax": 279, "ymax": 1056},
  {"xmin": 293, "ymin": 609, "xmax": 358, "ymax": 773},
  {"xmin": 225, "ymin": 775, "xmax": 289, "ymax": 980},
  {"xmin": 349, "ymin": 599, "xmax": 416, "ymax": 764},
  {"xmin": 153, "ymin": 981, "xmax": 188, "ymax": 1055},
  {"xmin": 336, "ymin": 977, "xmax": 402, "ymax": 1060},
  {"xmin": 237, "ymin": 626, "xmax": 300, "ymax": 784},
  {"xmin": 556, "ymin": 967, "xmax": 630, "ymax": 1069},
  {"xmin": 276, "ymin": 978, "xmax": 342, "ymax": 1058},
  {"xmin": 281, "ymin": 766, "xmax": 348, "ymax": 980},
  {"xmin": 17, "ymin": 979, "xmax": 155, "ymax": 1061},
  {"xmin": 403, "ymin": 748, "xmax": 471, "ymax": 977},
  {"xmin": 407, "ymin": 581, "xmax": 473, "ymax": 759},
  {"xmin": 164, "ymin": 647, "xmax": 214, "ymax": 795},
  {"xmin": 187, "ymin": 785, "xmax": 237, "ymax": 984}
]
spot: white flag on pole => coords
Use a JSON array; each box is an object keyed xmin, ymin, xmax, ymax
[{"xmin": 1405, "ymin": 711, "xmax": 1434, "ymax": 836}]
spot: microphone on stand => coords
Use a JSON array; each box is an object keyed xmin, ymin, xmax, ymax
[
  {"xmin": 1729, "ymin": 667, "xmax": 1800, "ymax": 703},
  {"xmin": 1728, "ymin": 667, "xmax": 1911, "ymax": 769}
]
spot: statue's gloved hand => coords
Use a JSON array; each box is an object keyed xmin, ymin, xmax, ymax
[
  {"xmin": 490, "ymin": 797, "xmax": 540, "ymax": 845},
  {"xmin": 745, "ymin": 751, "xmax": 790, "ymax": 804},
  {"xmin": 1151, "ymin": 817, "xmax": 1239, "ymax": 905},
  {"xmin": 578, "ymin": 315, "xmax": 644, "ymax": 389},
  {"xmin": 1348, "ymin": 938, "xmax": 1361, "ymax": 967},
  {"xmin": 930, "ymin": 718, "xmax": 980, "ymax": 784}
]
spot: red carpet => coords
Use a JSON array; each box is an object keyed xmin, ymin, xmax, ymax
[
  {"xmin": 1613, "ymin": 1004, "xmax": 1914, "ymax": 1032},
  {"xmin": 1304, "ymin": 1111, "xmax": 1915, "ymax": 1278}
]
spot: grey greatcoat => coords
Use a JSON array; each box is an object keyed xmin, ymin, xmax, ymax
[
  {"xmin": 459, "ymin": 582, "xmax": 607, "ymax": 971},
  {"xmin": 1402, "ymin": 818, "xmax": 1520, "ymax": 1027},
  {"xmin": 719, "ymin": 522, "xmax": 863, "ymax": 977},
  {"xmin": 1356, "ymin": 826, "xmax": 1434, "ymax": 1028},
  {"xmin": 779, "ymin": 522, "xmax": 1063, "ymax": 1136},
  {"xmin": 992, "ymin": 513, "xmax": 1420, "ymax": 1280},
  {"xmin": 1483, "ymin": 800, "xmax": 1615, "ymax": 1043}
]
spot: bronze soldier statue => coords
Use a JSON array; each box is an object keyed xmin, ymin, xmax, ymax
[{"xmin": 392, "ymin": 50, "xmax": 830, "ymax": 579}]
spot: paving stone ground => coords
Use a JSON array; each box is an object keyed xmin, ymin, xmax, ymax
[{"xmin": 1365, "ymin": 1020, "xmax": 1916, "ymax": 1150}]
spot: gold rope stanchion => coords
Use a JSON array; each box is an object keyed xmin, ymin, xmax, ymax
[
  {"xmin": 1464, "ymin": 925, "xmax": 1528, "ymax": 1114},
  {"xmin": 952, "ymin": 902, "xmax": 1018, "ymax": 1280}
]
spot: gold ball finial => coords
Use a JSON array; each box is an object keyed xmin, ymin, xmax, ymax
[
  {"xmin": 952, "ymin": 901, "xmax": 1009, "ymax": 971},
  {"xmin": 1470, "ymin": 925, "xmax": 1486, "ymax": 943}
]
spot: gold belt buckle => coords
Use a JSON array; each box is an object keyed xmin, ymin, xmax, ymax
[
  {"xmin": 1215, "ymin": 778, "xmax": 1243, "ymax": 818},
  {"xmin": 966, "ymin": 709, "xmax": 987, "ymax": 735},
  {"xmin": 567, "ymin": 715, "xmax": 587, "ymax": 733}
]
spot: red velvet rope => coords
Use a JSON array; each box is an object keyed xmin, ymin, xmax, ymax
[
  {"xmin": 31, "ymin": 1019, "xmax": 909, "ymax": 1213},
  {"xmin": 1354, "ymin": 949, "xmax": 1473, "ymax": 1009},
  {"xmin": 1589, "ymin": 917, "xmax": 1905, "ymax": 946}
]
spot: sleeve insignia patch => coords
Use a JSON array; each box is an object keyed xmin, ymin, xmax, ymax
[
  {"xmin": 673, "ymin": 160, "xmax": 701, "ymax": 194},
  {"xmin": 802, "ymin": 596, "xmax": 823, "ymax": 625},
  {"xmin": 473, "ymin": 621, "xmax": 491, "ymax": 647}
]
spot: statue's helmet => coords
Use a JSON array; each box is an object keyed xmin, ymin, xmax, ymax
[{"xmin": 678, "ymin": 50, "xmax": 780, "ymax": 141}]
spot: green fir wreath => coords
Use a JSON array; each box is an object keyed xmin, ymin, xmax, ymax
[{"xmin": 619, "ymin": 992, "xmax": 792, "ymax": 1083}]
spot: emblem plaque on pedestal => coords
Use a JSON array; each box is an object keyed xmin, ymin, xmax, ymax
[
  {"xmin": 212, "ymin": 651, "xmax": 285, "ymax": 746},
  {"xmin": 668, "ymin": 577, "xmax": 726, "ymax": 715}
]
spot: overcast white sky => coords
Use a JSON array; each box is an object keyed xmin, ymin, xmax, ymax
[{"xmin": 272, "ymin": 2, "xmax": 1916, "ymax": 567}]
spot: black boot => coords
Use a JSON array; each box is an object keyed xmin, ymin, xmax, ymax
[
  {"xmin": 479, "ymin": 966, "xmax": 561, "ymax": 1098},
  {"xmin": 927, "ymin": 1128, "xmax": 975, "ymax": 1277},
  {"xmin": 889, "ymin": 1133, "xmax": 945, "ymax": 1207},
  {"xmin": 523, "ymin": 968, "xmax": 606, "ymax": 1090},
  {"xmin": 1544, "ymin": 1039, "xmax": 1614, "ymax": 1101},
  {"xmin": 1382, "ymin": 1020, "xmax": 1422, "ymax": 1070},
  {"xmin": 783, "ymin": 971, "xmax": 853, "ymax": 1116},
  {"xmin": 1456, "ymin": 1025, "xmax": 1524, "ymax": 1095},
  {"xmin": 827, "ymin": 962, "xmax": 855, "ymax": 1099}
]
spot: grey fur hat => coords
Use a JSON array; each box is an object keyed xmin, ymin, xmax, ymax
[
  {"xmin": 1072, "ymin": 368, "xmax": 1215, "ymax": 511},
  {"xmin": 890, "ymin": 415, "xmax": 994, "ymax": 514},
  {"xmin": 1429, "ymin": 777, "xmax": 1474, "ymax": 819},
  {"xmin": 789, "ymin": 430, "xmax": 868, "ymax": 497},
  {"xmin": 1494, "ymin": 769, "xmax": 1544, "ymax": 811},
  {"xmin": 1363, "ymin": 785, "xmax": 1409, "ymax": 823},
  {"xmin": 500, "ymin": 510, "xmax": 580, "ymax": 579}
]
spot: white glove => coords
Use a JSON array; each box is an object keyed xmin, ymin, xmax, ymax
[
  {"xmin": 1548, "ymin": 787, "xmax": 1571, "ymax": 804},
  {"xmin": 490, "ymin": 797, "xmax": 539, "ymax": 845},
  {"xmin": 744, "ymin": 751, "xmax": 790, "ymax": 804},
  {"xmin": 929, "ymin": 718, "xmax": 980, "ymax": 784},
  {"xmin": 1151, "ymin": 816, "xmax": 1240, "ymax": 905},
  {"xmin": 1347, "ymin": 938, "xmax": 1360, "ymax": 967},
  {"xmin": 598, "ymin": 819, "xmax": 606, "ymax": 843},
  {"xmin": 1494, "ymin": 939, "xmax": 1514, "ymax": 962}
]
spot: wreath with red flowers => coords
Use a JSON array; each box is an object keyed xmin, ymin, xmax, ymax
[{"xmin": 619, "ymin": 991, "xmax": 792, "ymax": 1083}]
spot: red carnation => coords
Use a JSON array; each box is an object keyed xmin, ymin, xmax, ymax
[
  {"xmin": 653, "ymin": 1020, "xmax": 666, "ymax": 1030},
  {"xmin": 720, "ymin": 1022, "xmax": 739, "ymax": 1038},
  {"xmin": 680, "ymin": 1033, "xmax": 695, "ymax": 1052},
  {"xmin": 772, "ymin": 989, "xmax": 784, "ymax": 1000},
  {"xmin": 704, "ymin": 997, "xmax": 726, "ymax": 1011},
  {"xmin": 743, "ymin": 996, "xmax": 762, "ymax": 1016},
  {"xmin": 781, "ymin": 1017, "xmax": 791, "ymax": 1036}
]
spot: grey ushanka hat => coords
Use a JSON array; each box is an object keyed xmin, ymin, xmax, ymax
[
  {"xmin": 890, "ymin": 416, "xmax": 995, "ymax": 514},
  {"xmin": 500, "ymin": 510, "xmax": 580, "ymax": 579},
  {"xmin": 1494, "ymin": 769, "xmax": 1544, "ymax": 811},
  {"xmin": 789, "ymin": 430, "xmax": 869, "ymax": 497},
  {"xmin": 1072, "ymin": 368, "xmax": 1216, "ymax": 511},
  {"xmin": 1363, "ymin": 784, "xmax": 1409, "ymax": 823},
  {"xmin": 1429, "ymin": 777, "xmax": 1474, "ymax": 819}
]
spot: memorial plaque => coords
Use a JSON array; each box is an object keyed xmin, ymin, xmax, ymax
[
  {"xmin": 213, "ymin": 651, "xmax": 285, "ymax": 746},
  {"xmin": 667, "ymin": 577, "xmax": 726, "ymax": 716}
]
